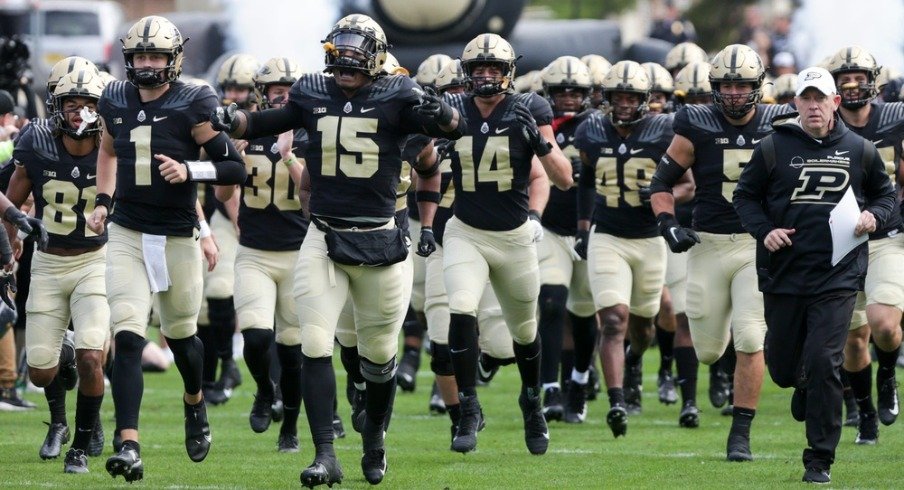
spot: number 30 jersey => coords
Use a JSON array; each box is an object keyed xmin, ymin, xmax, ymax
[
  {"xmin": 449, "ymin": 92, "xmax": 553, "ymax": 231},
  {"xmin": 575, "ymin": 113, "xmax": 673, "ymax": 238},
  {"xmin": 673, "ymin": 103, "xmax": 789, "ymax": 234},
  {"xmin": 99, "ymin": 80, "xmax": 219, "ymax": 236}
]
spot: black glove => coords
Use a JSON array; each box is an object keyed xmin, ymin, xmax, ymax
[
  {"xmin": 415, "ymin": 87, "xmax": 454, "ymax": 126},
  {"xmin": 657, "ymin": 212, "xmax": 700, "ymax": 253},
  {"xmin": 435, "ymin": 139, "xmax": 456, "ymax": 163},
  {"xmin": 638, "ymin": 186, "xmax": 652, "ymax": 208},
  {"xmin": 416, "ymin": 226, "xmax": 437, "ymax": 257},
  {"xmin": 513, "ymin": 103, "xmax": 552, "ymax": 157},
  {"xmin": 210, "ymin": 103, "xmax": 240, "ymax": 133},
  {"xmin": 574, "ymin": 229, "xmax": 590, "ymax": 260},
  {"xmin": 4, "ymin": 207, "xmax": 49, "ymax": 252}
]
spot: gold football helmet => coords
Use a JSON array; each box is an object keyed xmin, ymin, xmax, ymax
[
  {"xmin": 322, "ymin": 14, "xmax": 389, "ymax": 78},
  {"xmin": 217, "ymin": 54, "xmax": 260, "ymax": 108},
  {"xmin": 52, "ymin": 69, "xmax": 105, "ymax": 139},
  {"xmin": 827, "ymin": 46, "xmax": 880, "ymax": 109},
  {"xmin": 254, "ymin": 57, "xmax": 302, "ymax": 109},
  {"xmin": 46, "ymin": 56, "xmax": 98, "ymax": 112},
  {"xmin": 642, "ymin": 62, "xmax": 674, "ymax": 94},
  {"xmin": 673, "ymin": 61, "xmax": 712, "ymax": 105},
  {"xmin": 461, "ymin": 33, "xmax": 516, "ymax": 96},
  {"xmin": 601, "ymin": 60, "xmax": 651, "ymax": 126},
  {"xmin": 542, "ymin": 56, "xmax": 591, "ymax": 112},
  {"xmin": 664, "ymin": 42, "xmax": 707, "ymax": 74},
  {"xmin": 416, "ymin": 54, "xmax": 453, "ymax": 88},
  {"xmin": 708, "ymin": 44, "xmax": 765, "ymax": 118},
  {"xmin": 435, "ymin": 59, "xmax": 468, "ymax": 94},
  {"xmin": 773, "ymin": 73, "xmax": 797, "ymax": 104},
  {"xmin": 121, "ymin": 16, "xmax": 187, "ymax": 88}
]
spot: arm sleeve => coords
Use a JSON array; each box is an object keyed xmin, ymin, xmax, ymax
[
  {"xmin": 201, "ymin": 132, "xmax": 248, "ymax": 185},
  {"xmin": 732, "ymin": 145, "xmax": 774, "ymax": 241},
  {"xmin": 862, "ymin": 140, "xmax": 897, "ymax": 228},
  {"xmin": 243, "ymin": 106, "xmax": 303, "ymax": 140}
]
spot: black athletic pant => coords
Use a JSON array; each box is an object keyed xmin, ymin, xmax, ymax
[{"xmin": 763, "ymin": 290, "xmax": 855, "ymax": 470}]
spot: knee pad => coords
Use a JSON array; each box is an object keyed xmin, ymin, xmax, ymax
[
  {"xmin": 207, "ymin": 297, "xmax": 236, "ymax": 328},
  {"xmin": 242, "ymin": 328, "xmax": 273, "ymax": 356},
  {"xmin": 539, "ymin": 285, "xmax": 568, "ymax": 316},
  {"xmin": 114, "ymin": 331, "xmax": 147, "ymax": 359},
  {"xmin": 360, "ymin": 356, "xmax": 397, "ymax": 383},
  {"xmin": 430, "ymin": 343, "xmax": 454, "ymax": 376}
]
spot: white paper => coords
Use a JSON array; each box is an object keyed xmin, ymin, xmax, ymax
[
  {"xmin": 141, "ymin": 234, "xmax": 171, "ymax": 293},
  {"xmin": 829, "ymin": 186, "xmax": 868, "ymax": 266}
]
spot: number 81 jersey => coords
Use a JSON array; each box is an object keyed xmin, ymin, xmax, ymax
[{"xmin": 574, "ymin": 113, "xmax": 673, "ymax": 238}]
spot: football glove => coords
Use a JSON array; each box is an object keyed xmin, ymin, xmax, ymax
[
  {"xmin": 638, "ymin": 186, "xmax": 652, "ymax": 208},
  {"xmin": 210, "ymin": 103, "xmax": 240, "ymax": 133},
  {"xmin": 414, "ymin": 87, "xmax": 455, "ymax": 126},
  {"xmin": 657, "ymin": 212, "xmax": 700, "ymax": 253},
  {"xmin": 416, "ymin": 226, "xmax": 437, "ymax": 257},
  {"xmin": 513, "ymin": 103, "xmax": 552, "ymax": 157},
  {"xmin": 4, "ymin": 207, "xmax": 48, "ymax": 252},
  {"xmin": 574, "ymin": 229, "xmax": 590, "ymax": 260}
]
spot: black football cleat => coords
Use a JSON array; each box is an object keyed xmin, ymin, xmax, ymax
[
  {"xmin": 542, "ymin": 386, "xmax": 564, "ymax": 422},
  {"xmin": 877, "ymin": 376, "xmax": 899, "ymax": 426},
  {"xmin": 361, "ymin": 417, "xmax": 387, "ymax": 484},
  {"xmin": 396, "ymin": 350, "xmax": 419, "ymax": 393},
  {"xmin": 202, "ymin": 381, "xmax": 229, "ymax": 406},
  {"xmin": 58, "ymin": 337, "xmax": 78, "ymax": 391},
  {"xmin": 451, "ymin": 393, "xmax": 482, "ymax": 453},
  {"xmin": 249, "ymin": 391, "xmax": 274, "ymax": 433},
  {"xmin": 88, "ymin": 418, "xmax": 104, "ymax": 457},
  {"xmin": 563, "ymin": 381, "xmax": 587, "ymax": 424},
  {"xmin": 623, "ymin": 360, "xmax": 643, "ymax": 414},
  {"xmin": 843, "ymin": 393, "xmax": 860, "ymax": 427},
  {"xmin": 333, "ymin": 411, "xmax": 346, "ymax": 439},
  {"xmin": 277, "ymin": 432, "xmax": 299, "ymax": 453},
  {"xmin": 587, "ymin": 365, "xmax": 601, "ymax": 401},
  {"xmin": 709, "ymin": 366, "xmax": 731, "ymax": 408},
  {"xmin": 726, "ymin": 430, "xmax": 752, "ymax": 462},
  {"xmin": 111, "ymin": 429, "xmax": 123, "ymax": 454},
  {"xmin": 791, "ymin": 387, "xmax": 806, "ymax": 422},
  {"xmin": 519, "ymin": 388, "xmax": 549, "ymax": 455},
  {"xmin": 300, "ymin": 454, "xmax": 343, "ymax": 488},
  {"xmin": 428, "ymin": 381, "xmax": 446, "ymax": 415},
  {"xmin": 657, "ymin": 369, "xmax": 679, "ymax": 405},
  {"xmin": 106, "ymin": 445, "xmax": 143, "ymax": 482},
  {"xmin": 855, "ymin": 410, "xmax": 878, "ymax": 445},
  {"xmin": 606, "ymin": 404, "xmax": 628, "ymax": 438},
  {"xmin": 40, "ymin": 422, "xmax": 70, "ymax": 459},
  {"xmin": 219, "ymin": 358, "xmax": 243, "ymax": 392},
  {"xmin": 350, "ymin": 387, "xmax": 366, "ymax": 433},
  {"xmin": 63, "ymin": 448, "xmax": 89, "ymax": 474},
  {"xmin": 476, "ymin": 353, "xmax": 499, "ymax": 385},
  {"xmin": 678, "ymin": 401, "xmax": 700, "ymax": 428},
  {"xmin": 802, "ymin": 467, "xmax": 831, "ymax": 484},
  {"xmin": 184, "ymin": 399, "xmax": 212, "ymax": 462},
  {"xmin": 271, "ymin": 389, "xmax": 285, "ymax": 423}
]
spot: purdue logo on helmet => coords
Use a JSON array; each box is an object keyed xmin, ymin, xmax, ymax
[
  {"xmin": 673, "ymin": 61, "xmax": 712, "ymax": 105},
  {"xmin": 709, "ymin": 44, "xmax": 765, "ymax": 119},
  {"xmin": 52, "ymin": 69, "xmax": 106, "ymax": 140},
  {"xmin": 828, "ymin": 46, "xmax": 880, "ymax": 109},
  {"xmin": 416, "ymin": 54, "xmax": 453, "ymax": 88},
  {"xmin": 461, "ymin": 33, "xmax": 516, "ymax": 96},
  {"xmin": 542, "ymin": 56, "xmax": 592, "ymax": 114},
  {"xmin": 254, "ymin": 57, "xmax": 302, "ymax": 110},
  {"xmin": 435, "ymin": 59, "xmax": 468, "ymax": 94},
  {"xmin": 46, "ymin": 56, "xmax": 98, "ymax": 112},
  {"xmin": 217, "ymin": 54, "xmax": 260, "ymax": 109},
  {"xmin": 665, "ymin": 42, "xmax": 707, "ymax": 75},
  {"xmin": 121, "ymin": 16, "xmax": 186, "ymax": 88},
  {"xmin": 322, "ymin": 14, "xmax": 389, "ymax": 78},
  {"xmin": 602, "ymin": 60, "xmax": 651, "ymax": 126}
]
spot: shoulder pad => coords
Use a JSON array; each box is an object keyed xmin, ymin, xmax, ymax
[
  {"xmin": 160, "ymin": 81, "xmax": 215, "ymax": 110},
  {"xmin": 638, "ymin": 113, "xmax": 674, "ymax": 144},
  {"xmin": 20, "ymin": 122, "xmax": 58, "ymax": 162},
  {"xmin": 368, "ymin": 74, "xmax": 420, "ymax": 103},
  {"xmin": 575, "ymin": 112, "xmax": 610, "ymax": 148},
  {"xmin": 877, "ymin": 101, "xmax": 904, "ymax": 134},
  {"xmin": 755, "ymin": 104, "xmax": 792, "ymax": 133},
  {"xmin": 443, "ymin": 92, "xmax": 467, "ymax": 116},
  {"xmin": 293, "ymin": 73, "xmax": 332, "ymax": 101},
  {"xmin": 676, "ymin": 104, "xmax": 722, "ymax": 134},
  {"xmin": 101, "ymin": 80, "xmax": 130, "ymax": 109}
]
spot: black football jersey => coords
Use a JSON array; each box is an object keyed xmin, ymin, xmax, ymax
[
  {"xmin": 841, "ymin": 101, "xmax": 904, "ymax": 238},
  {"xmin": 99, "ymin": 80, "xmax": 219, "ymax": 236},
  {"xmin": 449, "ymin": 92, "xmax": 553, "ymax": 231},
  {"xmin": 673, "ymin": 103, "xmax": 790, "ymax": 234},
  {"xmin": 13, "ymin": 124, "xmax": 107, "ymax": 248},
  {"xmin": 403, "ymin": 134, "xmax": 433, "ymax": 221},
  {"xmin": 238, "ymin": 130, "xmax": 309, "ymax": 251},
  {"xmin": 432, "ymin": 160, "xmax": 457, "ymax": 246},
  {"xmin": 285, "ymin": 73, "xmax": 446, "ymax": 222},
  {"xmin": 542, "ymin": 110, "xmax": 595, "ymax": 236},
  {"xmin": 576, "ymin": 113, "xmax": 674, "ymax": 238}
]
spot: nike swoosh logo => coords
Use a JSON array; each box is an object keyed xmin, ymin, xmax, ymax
[
  {"xmin": 835, "ymin": 150, "xmax": 849, "ymax": 156},
  {"xmin": 87, "ymin": 173, "xmax": 96, "ymax": 179},
  {"xmin": 495, "ymin": 127, "xmax": 509, "ymax": 134},
  {"xmin": 669, "ymin": 227, "xmax": 680, "ymax": 243},
  {"xmin": 223, "ymin": 143, "xmax": 229, "ymax": 157},
  {"xmin": 450, "ymin": 348, "xmax": 468, "ymax": 354},
  {"xmin": 360, "ymin": 107, "xmax": 376, "ymax": 113},
  {"xmin": 873, "ymin": 139, "xmax": 883, "ymax": 145},
  {"xmin": 751, "ymin": 138, "xmax": 763, "ymax": 144},
  {"xmin": 629, "ymin": 148, "xmax": 643, "ymax": 155},
  {"xmin": 153, "ymin": 116, "xmax": 167, "ymax": 122}
]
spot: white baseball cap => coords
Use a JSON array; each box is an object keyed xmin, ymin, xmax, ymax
[{"xmin": 796, "ymin": 66, "xmax": 836, "ymax": 96}]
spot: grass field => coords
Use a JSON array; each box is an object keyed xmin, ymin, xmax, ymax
[{"xmin": 1, "ymin": 347, "xmax": 902, "ymax": 489}]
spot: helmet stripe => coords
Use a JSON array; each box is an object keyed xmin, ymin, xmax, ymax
[
  {"xmin": 729, "ymin": 46, "xmax": 738, "ymax": 74},
  {"xmin": 140, "ymin": 19, "xmax": 152, "ymax": 45}
]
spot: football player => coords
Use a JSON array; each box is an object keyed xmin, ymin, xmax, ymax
[
  {"xmin": 581, "ymin": 55, "xmax": 611, "ymax": 109},
  {"xmin": 828, "ymin": 46, "xmax": 904, "ymax": 445},
  {"xmin": 643, "ymin": 62, "xmax": 674, "ymax": 115},
  {"xmin": 650, "ymin": 44, "xmax": 789, "ymax": 461},
  {"xmin": 533, "ymin": 56, "xmax": 598, "ymax": 424},
  {"xmin": 87, "ymin": 16, "xmax": 248, "ymax": 482},
  {"xmin": 210, "ymin": 14, "xmax": 465, "ymax": 487},
  {"xmin": 664, "ymin": 42, "xmax": 708, "ymax": 78},
  {"xmin": 416, "ymin": 32, "xmax": 572, "ymax": 456},
  {"xmin": 773, "ymin": 73, "xmax": 797, "ymax": 105}
]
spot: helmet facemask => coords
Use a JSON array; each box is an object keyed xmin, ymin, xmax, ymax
[
  {"xmin": 464, "ymin": 61, "xmax": 514, "ymax": 97},
  {"xmin": 323, "ymin": 28, "xmax": 387, "ymax": 78},
  {"xmin": 835, "ymin": 71, "xmax": 876, "ymax": 110},
  {"xmin": 124, "ymin": 52, "xmax": 180, "ymax": 88},
  {"xmin": 606, "ymin": 90, "xmax": 648, "ymax": 127},
  {"xmin": 711, "ymin": 80, "xmax": 762, "ymax": 119}
]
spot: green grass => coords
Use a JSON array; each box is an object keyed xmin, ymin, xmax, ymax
[{"xmin": 1, "ymin": 348, "xmax": 901, "ymax": 489}]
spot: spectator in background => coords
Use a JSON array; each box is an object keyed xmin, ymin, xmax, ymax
[
  {"xmin": 0, "ymin": 90, "xmax": 18, "ymax": 162},
  {"xmin": 650, "ymin": 0, "xmax": 697, "ymax": 45},
  {"xmin": 770, "ymin": 14, "xmax": 793, "ymax": 60},
  {"xmin": 772, "ymin": 52, "xmax": 797, "ymax": 77}
]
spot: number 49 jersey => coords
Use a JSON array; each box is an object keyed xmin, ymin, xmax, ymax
[
  {"xmin": 674, "ymin": 103, "xmax": 790, "ymax": 234},
  {"xmin": 13, "ymin": 123, "xmax": 107, "ymax": 248},
  {"xmin": 98, "ymin": 80, "xmax": 218, "ymax": 236},
  {"xmin": 575, "ymin": 113, "xmax": 674, "ymax": 238},
  {"xmin": 449, "ymin": 92, "xmax": 553, "ymax": 231}
]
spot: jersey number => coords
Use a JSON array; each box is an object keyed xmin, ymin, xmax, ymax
[
  {"xmin": 243, "ymin": 155, "xmax": 300, "ymax": 211},
  {"xmin": 456, "ymin": 136, "xmax": 513, "ymax": 191},
  {"xmin": 721, "ymin": 148, "xmax": 754, "ymax": 202},
  {"xmin": 43, "ymin": 180, "xmax": 98, "ymax": 237},
  {"xmin": 595, "ymin": 157, "xmax": 655, "ymax": 207},
  {"xmin": 317, "ymin": 116, "xmax": 379, "ymax": 178},
  {"xmin": 130, "ymin": 126, "xmax": 153, "ymax": 186}
]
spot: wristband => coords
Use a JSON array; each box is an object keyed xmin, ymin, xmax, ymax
[
  {"xmin": 283, "ymin": 154, "xmax": 298, "ymax": 167},
  {"xmin": 186, "ymin": 161, "xmax": 218, "ymax": 182},
  {"xmin": 534, "ymin": 140, "xmax": 553, "ymax": 157},
  {"xmin": 421, "ymin": 226, "xmax": 434, "ymax": 233},
  {"xmin": 415, "ymin": 191, "xmax": 442, "ymax": 203},
  {"xmin": 528, "ymin": 210, "xmax": 542, "ymax": 221},
  {"xmin": 94, "ymin": 193, "xmax": 113, "ymax": 210},
  {"xmin": 199, "ymin": 220, "xmax": 212, "ymax": 238}
]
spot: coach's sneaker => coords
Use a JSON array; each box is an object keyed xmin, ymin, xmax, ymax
[
  {"xmin": 350, "ymin": 387, "xmax": 367, "ymax": 433},
  {"xmin": 791, "ymin": 387, "xmax": 807, "ymax": 422},
  {"xmin": 709, "ymin": 366, "xmax": 730, "ymax": 408},
  {"xmin": 542, "ymin": 386, "xmax": 564, "ymax": 422},
  {"xmin": 520, "ymin": 388, "xmax": 549, "ymax": 455},
  {"xmin": 877, "ymin": 376, "xmax": 898, "ymax": 426},
  {"xmin": 361, "ymin": 417, "xmax": 387, "ymax": 484},
  {"xmin": 451, "ymin": 394, "xmax": 482, "ymax": 453},
  {"xmin": 277, "ymin": 432, "xmax": 299, "ymax": 453},
  {"xmin": 726, "ymin": 430, "xmax": 752, "ymax": 462},
  {"xmin": 429, "ymin": 381, "xmax": 446, "ymax": 415},
  {"xmin": 250, "ymin": 391, "xmax": 274, "ymax": 433},
  {"xmin": 855, "ymin": 410, "xmax": 878, "ymax": 445},
  {"xmin": 184, "ymin": 399, "xmax": 212, "ymax": 462},
  {"xmin": 301, "ymin": 454, "xmax": 343, "ymax": 489},
  {"xmin": 623, "ymin": 360, "xmax": 643, "ymax": 415},
  {"xmin": 843, "ymin": 391, "xmax": 860, "ymax": 427},
  {"xmin": 63, "ymin": 448, "xmax": 89, "ymax": 474},
  {"xmin": 657, "ymin": 369, "xmax": 678, "ymax": 405},
  {"xmin": 606, "ymin": 404, "xmax": 628, "ymax": 438},
  {"xmin": 802, "ymin": 466, "xmax": 831, "ymax": 484},
  {"xmin": 396, "ymin": 350, "xmax": 419, "ymax": 392},
  {"xmin": 678, "ymin": 401, "xmax": 700, "ymax": 428},
  {"xmin": 563, "ymin": 381, "xmax": 587, "ymax": 424},
  {"xmin": 40, "ymin": 422, "xmax": 70, "ymax": 459},
  {"xmin": 88, "ymin": 418, "xmax": 104, "ymax": 457},
  {"xmin": 106, "ymin": 443, "xmax": 143, "ymax": 482}
]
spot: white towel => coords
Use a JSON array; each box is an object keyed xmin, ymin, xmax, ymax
[{"xmin": 142, "ymin": 234, "xmax": 170, "ymax": 293}]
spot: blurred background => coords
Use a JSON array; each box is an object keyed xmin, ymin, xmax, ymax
[{"xmin": 1, "ymin": 0, "xmax": 903, "ymax": 118}]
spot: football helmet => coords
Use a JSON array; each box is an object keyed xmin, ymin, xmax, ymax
[
  {"xmin": 827, "ymin": 46, "xmax": 880, "ymax": 109},
  {"xmin": 581, "ymin": 54, "xmax": 612, "ymax": 87},
  {"xmin": 416, "ymin": 54, "xmax": 453, "ymax": 88},
  {"xmin": 381, "ymin": 52, "xmax": 409, "ymax": 76},
  {"xmin": 673, "ymin": 61, "xmax": 712, "ymax": 104},
  {"xmin": 642, "ymin": 62, "xmax": 674, "ymax": 113},
  {"xmin": 601, "ymin": 60, "xmax": 651, "ymax": 126},
  {"xmin": 254, "ymin": 57, "xmax": 302, "ymax": 109},
  {"xmin": 664, "ymin": 42, "xmax": 707, "ymax": 74},
  {"xmin": 435, "ymin": 59, "xmax": 468, "ymax": 94},
  {"xmin": 513, "ymin": 71, "xmax": 537, "ymax": 93},
  {"xmin": 542, "ymin": 56, "xmax": 592, "ymax": 113},
  {"xmin": 760, "ymin": 75, "xmax": 776, "ymax": 104},
  {"xmin": 709, "ymin": 44, "xmax": 765, "ymax": 119},
  {"xmin": 121, "ymin": 16, "xmax": 186, "ymax": 88},
  {"xmin": 322, "ymin": 14, "xmax": 389, "ymax": 78},
  {"xmin": 773, "ymin": 73, "xmax": 797, "ymax": 103},
  {"xmin": 461, "ymin": 33, "xmax": 516, "ymax": 96},
  {"xmin": 52, "ymin": 69, "xmax": 105, "ymax": 140},
  {"xmin": 46, "ymin": 56, "xmax": 98, "ymax": 112},
  {"xmin": 217, "ymin": 54, "xmax": 260, "ymax": 108}
]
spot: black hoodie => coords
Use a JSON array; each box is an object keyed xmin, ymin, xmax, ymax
[{"xmin": 733, "ymin": 113, "xmax": 896, "ymax": 295}]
